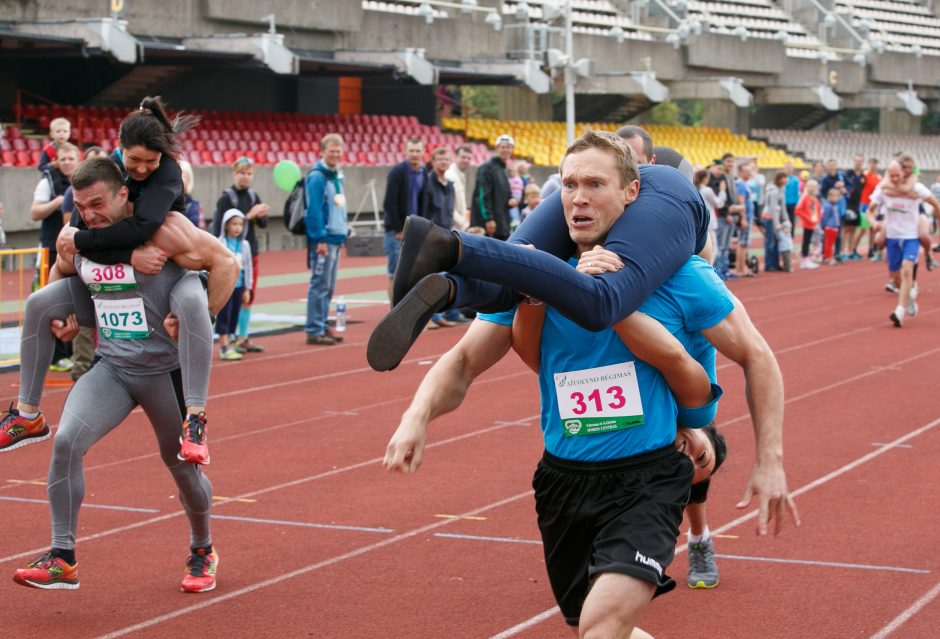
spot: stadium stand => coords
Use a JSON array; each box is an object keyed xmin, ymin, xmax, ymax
[
  {"xmin": 685, "ymin": 0, "xmax": 825, "ymax": 58},
  {"xmin": 752, "ymin": 128, "xmax": 940, "ymax": 170},
  {"xmin": 444, "ymin": 117, "xmax": 804, "ymax": 168},
  {"xmin": 836, "ymin": 0, "xmax": 940, "ymax": 56},
  {"xmin": 5, "ymin": 104, "xmax": 492, "ymax": 168}
]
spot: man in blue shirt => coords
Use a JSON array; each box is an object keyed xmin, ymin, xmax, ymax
[
  {"xmin": 383, "ymin": 131, "xmax": 798, "ymax": 637},
  {"xmin": 304, "ymin": 133, "xmax": 348, "ymax": 346}
]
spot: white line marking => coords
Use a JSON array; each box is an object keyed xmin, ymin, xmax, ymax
[
  {"xmin": 211, "ymin": 514, "xmax": 393, "ymax": 534},
  {"xmin": 92, "ymin": 490, "xmax": 535, "ymax": 639},
  {"xmin": 0, "ymin": 495, "xmax": 159, "ymax": 513},
  {"xmin": 714, "ymin": 553, "xmax": 930, "ymax": 575},
  {"xmin": 434, "ymin": 533, "xmax": 541, "ymax": 545},
  {"xmin": 869, "ymin": 580, "xmax": 940, "ymax": 639},
  {"xmin": 871, "ymin": 442, "xmax": 912, "ymax": 449}
]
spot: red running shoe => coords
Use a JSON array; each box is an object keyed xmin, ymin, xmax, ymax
[
  {"xmin": 0, "ymin": 404, "xmax": 49, "ymax": 452},
  {"xmin": 13, "ymin": 552, "xmax": 79, "ymax": 590},
  {"xmin": 181, "ymin": 547, "xmax": 218, "ymax": 593},
  {"xmin": 178, "ymin": 412, "xmax": 209, "ymax": 464}
]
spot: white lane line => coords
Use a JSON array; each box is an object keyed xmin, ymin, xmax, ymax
[
  {"xmin": 0, "ymin": 495, "xmax": 159, "ymax": 513},
  {"xmin": 869, "ymin": 580, "xmax": 940, "ymax": 639},
  {"xmin": 714, "ymin": 553, "xmax": 930, "ymax": 575},
  {"xmin": 92, "ymin": 490, "xmax": 536, "ymax": 639},
  {"xmin": 211, "ymin": 514, "xmax": 393, "ymax": 534},
  {"xmin": 434, "ymin": 533, "xmax": 542, "ymax": 545},
  {"xmin": 484, "ymin": 415, "xmax": 940, "ymax": 638}
]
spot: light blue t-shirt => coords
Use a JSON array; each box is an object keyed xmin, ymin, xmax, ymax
[{"xmin": 480, "ymin": 256, "xmax": 734, "ymax": 462}]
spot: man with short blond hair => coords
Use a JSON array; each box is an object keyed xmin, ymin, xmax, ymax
[{"xmin": 305, "ymin": 133, "xmax": 348, "ymax": 345}]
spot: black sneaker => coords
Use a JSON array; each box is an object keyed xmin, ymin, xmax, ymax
[{"xmin": 368, "ymin": 274, "xmax": 452, "ymax": 371}]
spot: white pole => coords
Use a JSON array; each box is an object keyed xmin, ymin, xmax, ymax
[{"xmin": 564, "ymin": 0, "xmax": 575, "ymax": 146}]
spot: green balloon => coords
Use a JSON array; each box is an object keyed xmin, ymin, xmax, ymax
[{"xmin": 273, "ymin": 160, "xmax": 302, "ymax": 192}]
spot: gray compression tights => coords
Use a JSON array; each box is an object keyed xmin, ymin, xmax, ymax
[
  {"xmin": 18, "ymin": 275, "xmax": 212, "ymax": 409},
  {"xmin": 48, "ymin": 358, "xmax": 213, "ymax": 550}
]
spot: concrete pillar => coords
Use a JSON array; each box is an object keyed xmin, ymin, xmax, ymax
[
  {"xmin": 701, "ymin": 99, "xmax": 750, "ymax": 135},
  {"xmin": 497, "ymin": 86, "xmax": 552, "ymax": 121},
  {"xmin": 879, "ymin": 109, "xmax": 922, "ymax": 136}
]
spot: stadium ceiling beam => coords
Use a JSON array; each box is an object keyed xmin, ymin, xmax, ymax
[
  {"xmin": 668, "ymin": 77, "xmax": 753, "ymax": 108},
  {"xmin": 13, "ymin": 18, "xmax": 140, "ymax": 64},
  {"xmin": 759, "ymin": 86, "xmax": 842, "ymax": 111},
  {"xmin": 572, "ymin": 72, "xmax": 669, "ymax": 103},
  {"xmin": 182, "ymin": 33, "xmax": 299, "ymax": 75},
  {"xmin": 459, "ymin": 60, "xmax": 552, "ymax": 94},
  {"xmin": 335, "ymin": 49, "xmax": 437, "ymax": 85}
]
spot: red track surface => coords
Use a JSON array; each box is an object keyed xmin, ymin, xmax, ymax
[{"xmin": 1, "ymin": 249, "xmax": 938, "ymax": 638}]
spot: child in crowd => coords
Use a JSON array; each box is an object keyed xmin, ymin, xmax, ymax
[
  {"xmin": 216, "ymin": 209, "xmax": 253, "ymax": 361},
  {"xmin": 212, "ymin": 157, "xmax": 269, "ymax": 354},
  {"xmin": 37, "ymin": 117, "xmax": 71, "ymax": 173},
  {"xmin": 796, "ymin": 179, "xmax": 821, "ymax": 270},
  {"xmin": 507, "ymin": 164, "xmax": 524, "ymax": 227},
  {"xmin": 821, "ymin": 184, "xmax": 843, "ymax": 265},
  {"xmin": 522, "ymin": 182, "xmax": 541, "ymax": 220},
  {"xmin": 776, "ymin": 218, "xmax": 794, "ymax": 272}
]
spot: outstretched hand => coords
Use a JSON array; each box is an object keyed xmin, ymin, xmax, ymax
[
  {"xmin": 384, "ymin": 418, "xmax": 428, "ymax": 474},
  {"xmin": 737, "ymin": 460, "xmax": 800, "ymax": 536}
]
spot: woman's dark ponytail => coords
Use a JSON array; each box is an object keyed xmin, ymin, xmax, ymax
[{"xmin": 119, "ymin": 96, "xmax": 200, "ymax": 158}]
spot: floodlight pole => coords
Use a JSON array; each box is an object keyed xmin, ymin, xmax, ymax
[{"xmin": 564, "ymin": 0, "xmax": 575, "ymax": 146}]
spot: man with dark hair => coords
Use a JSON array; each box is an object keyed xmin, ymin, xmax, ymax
[
  {"xmin": 616, "ymin": 125, "xmax": 655, "ymax": 164},
  {"xmin": 470, "ymin": 134, "xmax": 515, "ymax": 240},
  {"xmin": 11, "ymin": 156, "xmax": 237, "ymax": 592},
  {"xmin": 382, "ymin": 137, "xmax": 426, "ymax": 300}
]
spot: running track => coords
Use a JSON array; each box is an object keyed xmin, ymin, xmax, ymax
[{"xmin": 1, "ymin": 248, "xmax": 938, "ymax": 638}]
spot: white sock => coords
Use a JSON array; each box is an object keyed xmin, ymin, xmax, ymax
[
  {"xmin": 19, "ymin": 410, "xmax": 39, "ymax": 420},
  {"xmin": 895, "ymin": 305, "xmax": 906, "ymax": 318},
  {"xmin": 688, "ymin": 526, "xmax": 711, "ymax": 544}
]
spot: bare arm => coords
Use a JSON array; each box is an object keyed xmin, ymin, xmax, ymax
[
  {"xmin": 30, "ymin": 196, "xmax": 64, "ymax": 221},
  {"xmin": 700, "ymin": 296, "xmax": 800, "ymax": 536},
  {"xmin": 150, "ymin": 212, "xmax": 239, "ymax": 314},
  {"xmin": 384, "ymin": 319, "xmax": 513, "ymax": 473}
]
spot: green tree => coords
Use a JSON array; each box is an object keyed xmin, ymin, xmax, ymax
[{"xmin": 459, "ymin": 86, "xmax": 499, "ymax": 118}]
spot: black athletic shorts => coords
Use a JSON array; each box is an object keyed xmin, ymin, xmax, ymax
[{"xmin": 532, "ymin": 446, "xmax": 693, "ymax": 626}]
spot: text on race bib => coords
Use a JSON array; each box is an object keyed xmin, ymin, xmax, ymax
[
  {"xmin": 554, "ymin": 361, "xmax": 645, "ymax": 437},
  {"xmin": 93, "ymin": 297, "xmax": 150, "ymax": 340},
  {"xmin": 80, "ymin": 260, "xmax": 137, "ymax": 292}
]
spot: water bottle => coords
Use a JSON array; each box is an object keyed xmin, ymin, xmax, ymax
[
  {"xmin": 314, "ymin": 253, "xmax": 325, "ymax": 276},
  {"xmin": 334, "ymin": 296, "xmax": 347, "ymax": 333}
]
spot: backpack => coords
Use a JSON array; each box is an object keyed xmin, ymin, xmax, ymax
[
  {"xmin": 283, "ymin": 177, "xmax": 308, "ymax": 235},
  {"xmin": 224, "ymin": 187, "xmax": 259, "ymax": 211}
]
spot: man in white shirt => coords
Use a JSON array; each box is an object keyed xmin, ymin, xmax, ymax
[
  {"xmin": 868, "ymin": 159, "xmax": 940, "ymax": 327},
  {"xmin": 444, "ymin": 144, "xmax": 472, "ymax": 230}
]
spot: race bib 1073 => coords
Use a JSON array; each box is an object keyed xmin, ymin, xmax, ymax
[
  {"xmin": 93, "ymin": 297, "xmax": 150, "ymax": 340},
  {"xmin": 554, "ymin": 361, "xmax": 645, "ymax": 437}
]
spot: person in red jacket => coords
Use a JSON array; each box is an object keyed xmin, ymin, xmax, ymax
[{"xmin": 795, "ymin": 179, "xmax": 822, "ymax": 270}]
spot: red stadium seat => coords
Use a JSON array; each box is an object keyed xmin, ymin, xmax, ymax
[{"xmin": 1, "ymin": 150, "xmax": 14, "ymax": 165}]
